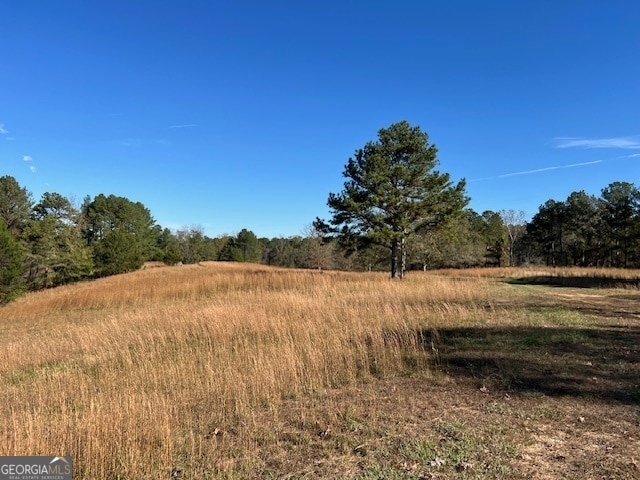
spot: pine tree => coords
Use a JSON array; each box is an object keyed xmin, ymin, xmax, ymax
[
  {"xmin": 0, "ymin": 220, "xmax": 24, "ymax": 303},
  {"xmin": 316, "ymin": 121, "xmax": 468, "ymax": 278}
]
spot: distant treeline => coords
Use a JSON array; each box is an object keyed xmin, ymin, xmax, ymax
[{"xmin": 1, "ymin": 175, "xmax": 639, "ymax": 303}]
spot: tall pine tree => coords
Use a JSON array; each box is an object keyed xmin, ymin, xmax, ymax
[{"xmin": 316, "ymin": 121, "xmax": 468, "ymax": 278}]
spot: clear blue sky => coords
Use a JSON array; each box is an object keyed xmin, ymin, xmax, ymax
[{"xmin": 2, "ymin": 1, "xmax": 639, "ymax": 238}]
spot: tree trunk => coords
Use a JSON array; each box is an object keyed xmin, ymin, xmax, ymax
[
  {"xmin": 400, "ymin": 236, "xmax": 406, "ymax": 279},
  {"xmin": 390, "ymin": 240, "xmax": 399, "ymax": 278}
]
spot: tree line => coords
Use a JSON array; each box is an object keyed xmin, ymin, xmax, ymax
[
  {"xmin": 2, "ymin": 121, "xmax": 639, "ymax": 303},
  {"xmin": 517, "ymin": 182, "xmax": 640, "ymax": 268},
  {"xmin": 0, "ymin": 175, "xmax": 359, "ymax": 302},
  {"xmin": 314, "ymin": 121, "xmax": 640, "ymax": 275}
]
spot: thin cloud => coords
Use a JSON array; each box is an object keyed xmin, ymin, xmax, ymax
[
  {"xmin": 554, "ymin": 136, "xmax": 640, "ymax": 149},
  {"xmin": 471, "ymin": 160, "xmax": 602, "ymax": 182},
  {"xmin": 0, "ymin": 124, "xmax": 7, "ymax": 134},
  {"xmin": 497, "ymin": 160, "xmax": 603, "ymax": 178},
  {"xmin": 167, "ymin": 124, "xmax": 197, "ymax": 129},
  {"xmin": 23, "ymin": 155, "xmax": 32, "ymax": 162},
  {"xmin": 29, "ymin": 165, "xmax": 36, "ymax": 173}
]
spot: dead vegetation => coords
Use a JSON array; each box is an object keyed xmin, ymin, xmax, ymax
[{"xmin": 0, "ymin": 263, "xmax": 639, "ymax": 478}]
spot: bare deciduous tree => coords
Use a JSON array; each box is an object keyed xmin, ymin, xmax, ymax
[{"xmin": 499, "ymin": 209, "xmax": 527, "ymax": 266}]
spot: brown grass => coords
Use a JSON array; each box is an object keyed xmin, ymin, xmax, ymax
[
  {"xmin": 0, "ymin": 263, "xmax": 494, "ymax": 478},
  {"xmin": 1, "ymin": 263, "xmax": 638, "ymax": 479}
]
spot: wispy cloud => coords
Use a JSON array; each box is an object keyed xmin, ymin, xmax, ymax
[
  {"xmin": 114, "ymin": 138, "xmax": 171, "ymax": 148},
  {"xmin": 22, "ymin": 154, "xmax": 36, "ymax": 172},
  {"xmin": 554, "ymin": 136, "xmax": 640, "ymax": 149},
  {"xmin": 167, "ymin": 124, "xmax": 197, "ymax": 129},
  {"xmin": 471, "ymin": 160, "xmax": 602, "ymax": 182},
  {"xmin": 0, "ymin": 124, "xmax": 7, "ymax": 135},
  {"xmin": 497, "ymin": 160, "xmax": 603, "ymax": 178}
]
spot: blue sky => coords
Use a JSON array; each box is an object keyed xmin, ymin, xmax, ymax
[{"xmin": 2, "ymin": 1, "xmax": 639, "ymax": 238}]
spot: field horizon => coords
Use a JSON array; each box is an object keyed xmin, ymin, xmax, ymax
[{"xmin": 1, "ymin": 262, "xmax": 639, "ymax": 479}]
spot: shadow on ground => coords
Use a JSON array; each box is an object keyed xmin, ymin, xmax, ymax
[
  {"xmin": 507, "ymin": 275, "xmax": 640, "ymax": 289},
  {"xmin": 423, "ymin": 325, "xmax": 640, "ymax": 405}
]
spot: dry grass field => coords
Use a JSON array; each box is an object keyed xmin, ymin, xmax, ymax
[{"xmin": 1, "ymin": 263, "xmax": 639, "ymax": 479}]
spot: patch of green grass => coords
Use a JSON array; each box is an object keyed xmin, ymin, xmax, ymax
[
  {"xmin": 525, "ymin": 305, "xmax": 592, "ymax": 326},
  {"xmin": 389, "ymin": 420, "xmax": 521, "ymax": 479},
  {"xmin": 355, "ymin": 466, "xmax": 415, "ymax": 480},
  {"xmin": 6, "ymin": 359, "xmax": 68, "ymax": 385},
  {"xmin": 545, "ymin": 328, "xmax": 593, "ymax": 346},
  {"xmin": 482, "ymin": 401, "xmax": 513, "ymax": 416},
  {"xmin": 515, "ymin": 334, "xmax": 544, "ymax": 347},
  {"xmin": 7, "ymin": 366, "xmax": 39, "ymax": 385},
  {"xmin": 527, "ymin": 404, "xmax": 564, "ymax": 420},
  {"xmin": 432, "ymin": 419, "xmax": 467, "ymax": 442},
  {"xmin": 407, "ymin": 438, "xmax": 438, "ymax": 462}
]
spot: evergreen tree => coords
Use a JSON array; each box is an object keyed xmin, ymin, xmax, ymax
[
  {"xmin": 83, "ymin": 194, "xmax": 158, "ymax": 273},
  {"xmin": 0, "ymin": 220, "xmax": 24, "ymax": 303},
  {"xmin": 526, "ymin": 200, "xmax": 567, "ymax": 267},
  {"xmin": 563, "ymin": 191, "xmax": 602, "ymax": 266},
  {"xmin": 316, "ymin": 121, "xmax": 468, "ymax": 278},
  {"xmin": 0, "ymin": 175, "xmax": 33, "ymax": 237},
  {"xmin": 600, "ymin": 181, "xmax": 640, "ymax": 267},
  {"xmin": 219, "ymin": 229, "xmax": 263, "ymax": 262},
  {"xmin": 24, "ymin": 192, "xmax": 93, "ymax": 288},
  {"xmin": 92, "ymin": 230, "xmax": 143, "ymax": 276}
]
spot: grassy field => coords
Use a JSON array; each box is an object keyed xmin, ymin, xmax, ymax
[{"xmin": 0, "ymin": 263, "xmax": 639, "ymax": 479}]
